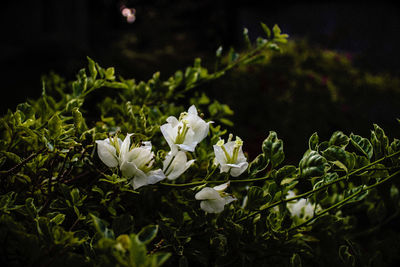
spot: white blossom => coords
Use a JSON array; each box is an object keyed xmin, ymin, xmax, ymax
[
  {"xmin": 195, "ymin": 182, "xmax": 236, "ymax": 213},
  {"xmin": 213, "ymin": 134, "xmax": 248, "ymax": 177},
  {"xmin": 160, "ymin": 105, "xmax": 211, "ymax": 153},
  {"xmin": 118, "ymin": 134, "xmax": 165, "ymax": 189},
  {"xmin": 95, "ymin": 135, "xmax": 122, "ymax": 168},
  {"xmin": 286, "ymin": 190, "xmax": 320, "ymax": 220},
  {"xmin": 163, "ymin": 150, "xmax": 195, "ymax": 180}
]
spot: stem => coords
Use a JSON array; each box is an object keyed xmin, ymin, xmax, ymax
[
  {"xmin": 289, "ymin": 168, "xmax": 400, "ymax": 232},
  {"xmin": 0, "ymin": 147, "xmax": 48, "ymax": 177},
  {"xmin": 236, "ymin": 150, "xmax": 400, "ymax": 223},
  {"xmin": 204, "ymin": 164, "xmax": 218, "ymax": 181}
]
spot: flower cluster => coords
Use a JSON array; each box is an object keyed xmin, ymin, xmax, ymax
[
  {"xmin": 96, "ymin": 134, "xmax": 165, "ymax": 189},
  {"xmin": 96, "ymin": 105, "xmax": 248, "ymax": 213}
]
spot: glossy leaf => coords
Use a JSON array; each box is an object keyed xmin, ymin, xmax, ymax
[
  {"xmin": 350, "ymin": 133, "xmax": 373, "ymax": 159},
  {"xmin": 299, "ymin": 150, "xmax": 329, "ymax": 179},
  {"xmin": 262, "ymin": 131, "xmax": 285, "ymax": 169},
  {"xmin": 137, "ymin": 225, "xmax": 158, "ymax": 244}
]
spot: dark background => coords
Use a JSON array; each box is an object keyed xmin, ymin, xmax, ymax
[{"xmin": 1, "ymin": 1, "xmax": 399, "ymax": 115}]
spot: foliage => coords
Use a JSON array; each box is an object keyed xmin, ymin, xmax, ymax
[
  {"xmin": 208, "ymin": 39, "xmax": 400, "ymax": 160},
  {"xmin": 1, "ymin": 24, "xmax": 400, "ymax": 267}
]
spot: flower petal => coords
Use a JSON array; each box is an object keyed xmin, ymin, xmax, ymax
[
  {"xmin": 132, "ymin": 170, "xmax": 148, "ymax": 190},
  {"xmin": 166, "ymin": 116, "xmax": 179, "ymax": 127},
  {"xmin": 195, "ymin": 187, "xmax": 220, "ymax": 200},
  {"xmin": 96, "ymin": 140, "xmax": 119, "ymax": 167},
  {"xmin": 213, "ymin": 145, "xmax": 227, "ymax": 165},
  {"xmin": 164, "ymin": 151, "xmax": 194, "ymax": 180},
  {"xmin": 119, "ymin": 133, "xmax": 133, "ymax": 163},
  {"xmin": 213, "ymin": 181, "xmax": 230, "ymax": 192},
  {"xmin": 146, "ymin": 169, "xmax": 166, "ymax": 185},
  {"xmin": 200, "ymin": 199, "xmax": 225, "ymax": 213},
  {"xmin": 223, "ymin": 195, "xmax": 237, "ymax": 205},
  {"xmin": 160, "ymin": 123, "xmax": 178, "ymax": 153},
  {"xmin": 120, "ymin": 160, "xmax": 137, "ymax": 178},
  {"xmin": 229, "ymin": 162, "xmax": 248, "ymax": 177},
  {"xmin": 188, "ymin": 105, "xmax": 198, "ymax": 115}
]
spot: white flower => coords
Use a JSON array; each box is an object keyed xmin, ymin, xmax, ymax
[
  {"xmin": 118, "ymin": 134, "xmax": 165, "ymax": 189},
  {"xmin": 163, "ymin": 150, "xmax": 195, "ymax": 180},
  {"xmin": 195, "ymin": 182, "xmax": 236, "ymax": 213},
  {"xmin": 286, "ymin": 190, "xmax": 320, "ymax": 220},
  {"xmin": 160, "ymin": 105, "xmax": 211, "ymax": 153},
  {"xmin": 96, "ymin": 135, "xmax": 122, "ymax": 167},
  {"xmin": 213, "ymin": 134, "xmax": 248, "ymax": 177}
]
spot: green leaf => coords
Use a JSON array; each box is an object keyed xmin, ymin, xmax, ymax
[
  {"xmin": 353, "ymin": 154, "xmax": 370, "ymax": 170},
  {"xmin": 260, "ymin": 22, "xmax": 271, "ymax": 38},
  {"xmin": 246, "ymin": 186, "xmax": 266, "ymax": 210},
  {"xmin": 50, "ymin": 214, "xmax": 66, "ymax": 225},
  {"xmin": 48, "ymin": 114, "xmax": 62, "ymax": 139},
  {"xmin": 274, "ymin": 165, "xmax": 297, "ymax": 184},
  {"xmin": 248, "ymin": 154, "xmax": 269, "ymax": 175},
  {"xmin": 90, "ymin": 214, "xmax": 114, "ymax": 239},
  {"xmin": 262, "ymin": 131, "xmax": 284, "ymax": 168},
  {"xmin": 137, "ymin": 225, "xmax": 158, "ymax": 244},
  {"xmin": 105, "ymin": 67, "xmax": 115, "ymax": 80},
  {"xmin": 228, "ymin": 48, "xmax": 239, "ymax": 62},
  {"xmin": 371, "ymin": 124, "xmax": 389, "ymax": 159},
  {"xmin": 0, "ymin": 151, "xmax": 21, "ymax": 164},
  {"xmin": 151, "ymin": 252, "xmax": 171, "ymax": 266},
  {"xmin": 339, "ymin": 245, "xmax": 355, "ymax": 266},
  {"xmin": 72, "ymin": 107, "xmax": 84, "ymax": 132},
  {"xmin": 243, "ymin": 28, "xmax": 251, "ymax": 49},
  {"xmin": 272, "ymin": 24, "xmax": 282, "ymax": 36},
  {"xmin": 25, "ymin": 198, "xmax": 37, "ymax": 219},
  {"xmin": 322, "ymin": 146, "xmax": 355, "ymax": 172},
  {"xmin": 329, "ymin": 131, "xmax": 349, "ymax": 148},
  {"xmin": 309, "ymin": 132, "xmax": 319, "ymax": 151},
  {"xmin": 70, "ymin": 188, "xmax": 80, "ymax": 205},
  {"xmin": 313, "ymin": 172, "xmax": 340, "ymax": 189},
  {"xmin": 290, "ymin": 253, "xmax": 302, "ymax": 267},
  {"xmin": 350, "ymin": 133, "xmax": 373, "ymax": 159},
  {"xmin": 87, "ymin": 56, "xmax": 97, "ymax": 79},
  {"xmin": 299, "ymin": 150, "xmax": 329, "ymax": 179}
]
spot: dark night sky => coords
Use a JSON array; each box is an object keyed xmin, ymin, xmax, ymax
[{"xmin": 1, "ymin": 1, "xmax": 399, "ymax": 114}]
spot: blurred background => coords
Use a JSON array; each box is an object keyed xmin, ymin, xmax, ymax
[{"xmin": 1, "ymin": 0, "xmax": 400, "ymax": 161}]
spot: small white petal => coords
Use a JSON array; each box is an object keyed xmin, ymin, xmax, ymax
[
  {"xmin": 160, "ymin": 123, "xmax": 178, "ymax": 153},
  {"xmin": 132, "ymin": 170, "xmax": 148, "ymax": 189},
  {"xmin": 200, "ymin": 199, "xmax": 225, "ymax": 213},
  {"xmin": 220, "ymin": 164, "xmax": 231, "ymax": 173},
  {"xmin": 166, "ymin": 116, "xmax": 179, "ymax": 127},
  {"xmin": 195, "ymin": 187, "xmax": 220, "ymax": 200},
  {"xmin": 213, "ymin": 181, "xmax": 230, "ymax": 192},
  {"xmin": 96, "ymin": 140, "xmax": 119, "ymax": 167},
  {"xmin": 164, "ymin": 151, "xmax": 194, "ymax": 180},
  {"xmin": 120, "ymin": 160, "xmax": 138, "ymax": 178},
  {"xmin": 119, "ymin": 133, "xmax": 133, "ymax": 162},
  {"xmin": 213, "ymin": 145, "xmax": 227, "ymax": 165},
  {"xmin": 229, "ymin": 162, "xmax": 248, "ymax": 177},
  {"xmin": 223, "ymin": 195, "xmax": 237, "ymax": 205},
  {"xmin": 188, "ymin": 105, "xmax": 198, "ymax": 115},
  {"xmin": 177, "ymin": 143, "xmax": 197, "ymax": 152},
  {"xmin": 146, "ymin": 169, "xmax": 166, "ymax": 185}
]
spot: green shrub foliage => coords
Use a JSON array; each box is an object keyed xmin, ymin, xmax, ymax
[
  {"xmin": 209, "ymin": 39, "xmax": 400, "ymax": 161},
  {"xmin": 1, "ymin": 24, "xmax": 400, "ymax": 266}
]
